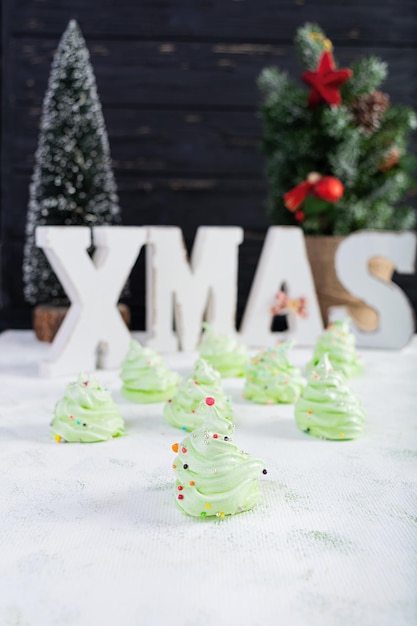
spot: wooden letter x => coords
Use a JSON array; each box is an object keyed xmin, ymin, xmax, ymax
[{"xmin": 36, "ymin": 226, "xmax": 147, "ymax": 376}]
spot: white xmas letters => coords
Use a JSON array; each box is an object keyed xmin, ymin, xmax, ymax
[
  {"xmin": 35, "ymin": 225, "xmax": 416, "ymax": 375},
  {"xmin": 36, "ymin": 226, "xmax": 147, "ymax": 376},
  {"xmin": 240, "ymin": 227, "xmax": 323, "ymax": 346},
  {"xmin": 146, "ymin": 226, "xmax": 243, "ymax": 351},
  {"xmin": 330, "ymin": 230, "xmax": 416, "ymax": 348}
]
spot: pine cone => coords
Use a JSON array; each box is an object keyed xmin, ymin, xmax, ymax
[{"xmin": 350, "ymin": 91, "xmax": 390, "ymax": 134}]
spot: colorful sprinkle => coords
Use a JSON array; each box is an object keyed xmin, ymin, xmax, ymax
[
  {"xmin": 69, "ymin": 415, "xmax": 74, "ymax": 420},
  {"xmin": 307, "ymin": 409, "xmax": 313, "ymax": 415},
  {"xmin": 177, "ymin": 485, "xmax": 183, "ymax": 491},
  {"xmin": 189, "ymin": 481, "xmax": 195, "ymax": 486},
  {"xmin": 339, "ymin": 432, "xmax": 345, "ymax": 438},
  {"xmin": 183, "ymin": 464, "xmax": 189, "ymax": 469},
  {"xmin": 171, "ymin": 443, "xmax": 179, "ymax": 453},
  {"xmin": 205, "ymin": 397, "xmax": 215, "ymax": 406},
  {"xmin": 213, "ymin": 434, "xmax": 218, "ymax": 439},
  {"xmin": 205, "ymin": 503, "xmax": 211, "ymax": 509},
  {"xmin": 181, "ymin": 446, "xmax": 187, "ymax": 453},
  {"xmin": 172, "ymin": 464, "xmax": 177, "ymax": 469},
  {"xmin": 200, "ymin": 512, "xmax": 207, "ymax": 518},
  {"xmin": 178, "ymin": 494, "xmax": 184, "ymax": 500},
  {"xmin": 262, "ymin": 469, "xmax": 268, "ymax": 475},
  {"xmin": 54, "ymin": 434, "xmax": 61, "ymax": 443}
]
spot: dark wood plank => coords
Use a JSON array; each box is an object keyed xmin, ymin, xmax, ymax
[
  {"xmin": 2, "ymin": 0, "xmax": 417, "ymax": 329},
  {"xmin": 8, "ymin": 39, "xmax": 417, "ymax": 109},
  {"xmin": 10, "ymin": 106, "xmax": 265, "ymax": 176},
  {"xmin": 5, "ymin": 0, "xmax": 417, "ymax": 45}
]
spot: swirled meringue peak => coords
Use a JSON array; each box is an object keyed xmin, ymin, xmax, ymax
[
  {"xmin": 295, "ymin": 354, "xmax": 365, "ymax": 440},
  {"xmin": 164, "ymin": 358, "xmax": 233, "ymax": 431},
  {"xmin": 244, "ymin": 342, "xmax": 306, "ymax": 404},
  {"xmin": 307, "ymin": 319, "xmax": 363, "ymax": 378},
  {"xmin": 171, "ymin": 397, "xmax": 267, "ymax": 518},
  {"xmin": 198, "ymin": 323, "xmax": 249, "ymax": 377},
  {"xmin": 51, "ymin": 374, "xmax": 124, "ymax": 443},
  {"xmin": 120, "ymin": 339, "xmax": 180, "ymax": 403}
]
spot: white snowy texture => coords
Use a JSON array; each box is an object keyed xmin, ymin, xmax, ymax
[{"xmin": 0, "ymin": 331, "xmax": 416, "ymax": 626}]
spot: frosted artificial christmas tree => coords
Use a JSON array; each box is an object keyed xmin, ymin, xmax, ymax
[
  {"xmin": 258, "ymin": 22, "xmax": 417, "ymax": 329},
  {"xmin": 258, "ymin": 22, "xmax": 417, "ymax": 235},
  {"xmin": 22, "ymin": 20, "xmax": 126, "ymax": 340}
]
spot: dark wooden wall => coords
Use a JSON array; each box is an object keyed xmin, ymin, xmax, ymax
[{"xmin": 1, "ymin": 0, "xmax": 417, "ymax": 330}]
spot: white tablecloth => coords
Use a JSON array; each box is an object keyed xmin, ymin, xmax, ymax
[{"xmin": 0, "ymin": 331, "xmax": 416, "ymax": 626}]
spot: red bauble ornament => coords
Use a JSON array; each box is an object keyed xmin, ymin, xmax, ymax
[
  {"xmin": 313, "ymin": 176, "xmax": 344, "ymax": 203},
  {"xmin": 302, "ymin": 51, "xmax": 352, "ymax": 108}
]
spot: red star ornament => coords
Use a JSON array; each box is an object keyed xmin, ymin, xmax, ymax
[{"xmin": 302, "ymin": 51, "xmax": 352, "ymax": 107}]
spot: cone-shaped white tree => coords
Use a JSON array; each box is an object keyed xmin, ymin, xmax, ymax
[{"xmin": 23, "ymin": 19, "xmax": 121, "ymax": 305}]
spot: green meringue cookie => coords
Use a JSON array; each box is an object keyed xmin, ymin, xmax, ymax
[
  {"xmin": 51, "ymin": 374, "xmax": 124, "ymax": 443},
  {"xmin": 172, "ymin": 398, "xmax": 266, "ymax": 518},
  {"xmin": 307, "ymin": 319, "xmax": 363, "ymax": 378},
  {"xmin": 120, "ymin": 339, "xmax": 180, "ymax": 403},
  {"xmin": 295, "ymin": 354, "xmax": 365, "ymax": 440},
  {"xmin": 198, "ymin": 323, "xmax": 249, "ymax": 377},
  {"xmin": 244, "ymin": 342, "xmax": 306, "ymax": 404},
  {"xmin": 164, "ymin": 358, "xmax": 233, "ymax": 431}
]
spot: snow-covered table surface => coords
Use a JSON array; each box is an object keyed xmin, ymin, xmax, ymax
[{"xmin": 0, "ymin": 330, "xmax": 416, "ymax": 626}]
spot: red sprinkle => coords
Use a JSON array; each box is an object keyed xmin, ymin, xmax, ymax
[
  {"xmin": 213, "ymin": 434, "xmax": 218, "ymax": 439},
  {"xmin": 181, "ymin": 446, "xmax": 187, "ymax": 453},
  {"xmin": 206, "ymin": 397, "xmax": 215, "ymax": 406},
  {"xmin": 178, "ymin": 494, "xmax": 184, "ymax": 500},
  {"xmin": 177, "ymin": 485, "xmax": 183, "ymax": 491}
]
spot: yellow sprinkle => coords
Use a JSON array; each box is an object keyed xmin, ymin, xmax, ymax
[
  {"xmin": 307, "ymin": 410, "xmax": 313, "ymax": 415},
  {"xmin": 220, "ymin": 512, "xmax": 225, "ymax": 518},
  {"xmin": 54, "ymin": 434, "xmax": 61, "ymax": 443},
  {"xmin": 339, "ymin": 432, "xmax": 345, "ymax": 438},
  {"xmin": 205, "ymin": 503, "xmax": 211, "ymax": 509}
]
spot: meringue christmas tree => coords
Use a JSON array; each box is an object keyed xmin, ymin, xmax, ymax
[
  {"xmin": 171, "ymin": 397, "xmax": 266, "ymax": 518},
  {"xmin": 258, "ymin": 22, "xmax": 417, "ymax": 235}
]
